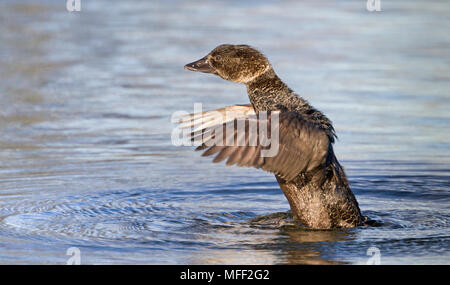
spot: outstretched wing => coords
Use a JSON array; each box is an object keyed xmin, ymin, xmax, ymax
[
  {"xmin": 178, "ymin": 104, "xmax": 255, "ymax": 132},
  {"xmin": 177, "ymin": 104, "xmax": 330, "ymax": 182}
]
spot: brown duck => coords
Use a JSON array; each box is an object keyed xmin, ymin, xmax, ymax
[{"xmin": 180, "ymin": 44, "xmax": 364, "ymax": 229}]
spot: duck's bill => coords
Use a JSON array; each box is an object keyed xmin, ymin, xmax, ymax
[{"xmin": 184, "ymin": 56, "xmax": 215, "ymax": 73}]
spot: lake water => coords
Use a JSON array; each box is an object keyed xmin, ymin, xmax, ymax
[{"xmin": 0, "ymin": 0, "xmax": 449, "ymax": 264}]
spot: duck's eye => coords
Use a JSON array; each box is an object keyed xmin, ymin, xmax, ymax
[{"xmin": 215, "ymin": 55, "xmax": 222, "ymax": 61}]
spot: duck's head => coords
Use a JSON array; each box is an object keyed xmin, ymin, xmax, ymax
[{"xmin": 184, "ymin": 44, "xmax": 271, "ymax": 84}]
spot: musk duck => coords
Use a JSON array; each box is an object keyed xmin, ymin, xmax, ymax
[{"xmin": 179, "ymin": 44, "xmax": 365, "ymax": 229}]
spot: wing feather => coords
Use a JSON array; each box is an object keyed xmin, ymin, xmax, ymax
[{"xmin": 177, "ymin": 104, "xmax": 330, "ymax": 182}]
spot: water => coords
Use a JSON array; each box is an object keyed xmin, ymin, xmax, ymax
[{"xmin": 0, "ymin": 0, "xmax": 449, "ymax": 264}]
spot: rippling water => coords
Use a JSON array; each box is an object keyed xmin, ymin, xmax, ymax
[{"xmin": 0, "ymin": 0, "xmax": 449, "ymax": 264}]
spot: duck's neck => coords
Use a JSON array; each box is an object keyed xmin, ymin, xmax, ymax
[{"xmin": 245, "ymin": 68, "xmax": 295, "ymax": 112}]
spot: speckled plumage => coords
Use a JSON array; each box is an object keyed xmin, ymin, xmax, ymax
[{"xmin": 184, "ymin": 44, "xmax": 364, "ymax": 229}]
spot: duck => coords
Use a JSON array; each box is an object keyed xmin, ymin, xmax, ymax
[{"xmin": 180, "ymin": 44, "xmax": 364, "ymax": 229}]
